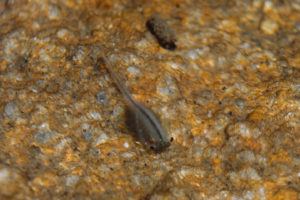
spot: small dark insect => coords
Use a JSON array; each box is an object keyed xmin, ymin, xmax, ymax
[
  {"xmin": 146, "ymin": 15, "xmax": 177, "ymax": 50},
  {"xmin": 99, "ymin": 51, "xmax": 171, "ymax": 152}
]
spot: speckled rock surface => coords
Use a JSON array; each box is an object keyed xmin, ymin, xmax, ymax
[{"xmin": 0, "ymin": 0, "xmax": 299, "ymax": 199}]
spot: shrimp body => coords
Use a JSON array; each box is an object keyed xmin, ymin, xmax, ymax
[{"xmin": 100, "ymin": 52, "xmax": 170, "ymax": 152}]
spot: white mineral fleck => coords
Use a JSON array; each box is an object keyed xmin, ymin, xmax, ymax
[
  {"xmin": 34, "ymin": 122, "xmax": 55, "ymax": 143},
  {"xmin": 93, "ymin": 132, "xmax": 109, "ymax": 146},
  {"xmin": 73, "ymin": 47, "xmax": 86, "ymax": 63},
  {"xmin": 207, "ymin": 110, "xmax": 212, "ymax": 118},
  {"xmin": 237, "ymin": 151, "xmax": 256, "ymax": 163},
  {"xmin": 235, "ymin": 98, "xmax": 246, "ymax": 110},
  {"xmin": 123, "ymin": 142, "xmax": 129, "ymax": 148},
  {"xmin": 127, "ymin": 66, "xmax": 140, "ymax": 77},
  {"xmin": 136, "ymin": 38, "xmax": 150, "ymax": 49},
  {"xmin": 157, "ymin": 77, "xmax": 177, "ymax": 98},
  {"xmin": 229, "ymin": 171, "xmax": 238, "ymax": 182},
  {"xmin": 237, "ymin": 122, "xmax": 251, "ymax": 137},
  {"xmin": 39, "ymin": 52, "xmax": 51, "ymax": 62},
  {"xmin": 56, "ymin": 138, "xmax": 71, "ymax": 151},
  {"xmin": 4, "ymin": 102, "xmax": 20, "ymax": 120},
  {"xmin": 81, "ymin": 123, "xmax": 89, "ymax": 130},
  {"xmin": 48, "ymin": 5, "xmax": 60, "ymax": 20},
  {"xmin": 157, "ymin": 86, "xmax": 173, "ymax": 96},
  {"xmin": 96, "ymin": 91, "xmax": 107, "ymax": 104},
  {"xmin": 258, "ymin": 186, "xmax": 266, "ymax": 200},
  {"xmin": 0, "ymin": 168, "xmax": 9, "ymax": 182},
  {"xmin": 167, "ymin": 62, "xmax": 180, "ymax": 69},
  {"xmin": 239, "ymin": 42, "xmax": 251, "ymax": 50},
  {"xmin": 240, "ymin": 167, "xmax": 261, "ymax": 181},
  {"xmin": 264, "ymin": 0, "xmax": 274, "ymax": 11},
  {"xmin": 231, "ymin": 195, "xmax": 243, "ymax": 200},
  {"xmin": 234, "ymin": 82, "xmax": 248, "ymax": 92},
  {"xmin": 134, "ymin": 174, "xmax": 142, "ymax": 185},
  {"xmin": 219, "ymin": 191, "xmax": 229, "ymax": 199},
  {"xmin": 39, "ymin": 122, "xmax": 50, "ymax": 129},
  {"xmin": 128, "ymin": 54, "xmax": 142, "ymax": 65},
  {"xmin": 261, "ymin": 19, "xmax": 278, "ymax": 34},
  {"xmin": 4, "ymin": 38, "xmax": 18, "ymax": 56},
  {"xmin": 88, "ymin": 112, "xmax": 101, "ymax": 120},
  {"xmin": 243, "ymin": 190, "xmax": 254, "ymax": 200},
  {"xmin": 34, "ymin": 131, "xmax": 52, "ymax": 144},
  {"xmin": 185, "ymin": 50, "xmax": 199, "ymax": 60},
  {"xmin": 112, "ymin": 105, "xmax": 123, "ymax": 117},
  {"xmin": 122, "ymin": 152, "xmax": 136, "ymax": 158},
  {"xmin": 256, "ymin": 155, "xmax": 268, "ymax": 166},
  {"xmin": 65, "ymin": 175, "xmax": 79, "ymax": 186},
  {"xmin": 33, "ymin": 21, "xmax": 40, "ymax": 29},
  {"xmin": 81, "ymin": 123, "xmax": 93, "ymax": 141},
  {"xmin": 57, "ymin": 29, "xmax": 69, "ymax": 39},
  {"xmin": 178, "ymin": 168, "xmax": 194, "ymax": 179}
]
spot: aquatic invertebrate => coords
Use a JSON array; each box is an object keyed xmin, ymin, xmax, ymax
[{"xmin": 99, "ymin": 52, "xmax": 170, "ymax": 152}]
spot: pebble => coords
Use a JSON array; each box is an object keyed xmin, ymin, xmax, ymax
[{"xmin": 146, "ymin": 15, "xmax": 177, "ymax": 50}]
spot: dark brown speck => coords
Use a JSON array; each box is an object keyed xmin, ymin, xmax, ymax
[{"xmin": 146, "ymin": 15, "xmax": 177, "ymax": 50}]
